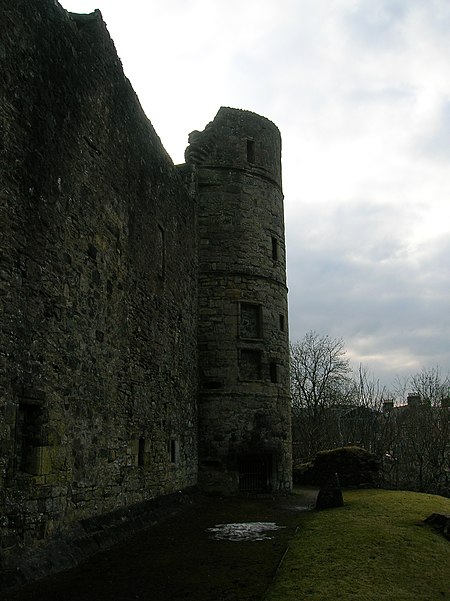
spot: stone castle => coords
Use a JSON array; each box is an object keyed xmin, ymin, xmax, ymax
[{"xmin": 0, "ymin": 0, "xmax": 291, "ymax": 585}]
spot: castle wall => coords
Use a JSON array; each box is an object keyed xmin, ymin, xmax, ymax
[
  {"xmin": 0, "ymin": 0, "xmax": 198, "ymax": 574},
  {"xmin": 0, "ymin": 0, "xmax": 293, "ymax": 586},
  {"xmin": 187, "ymin": 108, "xmax": 292, "ymax": 494}
]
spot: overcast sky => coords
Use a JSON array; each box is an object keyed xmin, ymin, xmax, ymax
[{"xmin": 61, "ymin": 0, "xmax": 450, "ymax": 390}]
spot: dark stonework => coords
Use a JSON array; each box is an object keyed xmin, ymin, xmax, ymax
[
  {"xmin": 1, "ymin": 0, "xmax": 197, "ymax": 583},
  {"xmin": 187, "ymin": 108, "xmax": 292, "ymax": 495},
  {"xmin": 0, "ymin": 0, "xmax": 291, "ymax": 587}
]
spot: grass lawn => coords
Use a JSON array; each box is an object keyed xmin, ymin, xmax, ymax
[{"xmin": 266, "ymin": 489, "xmax": 450, "ymax": 601}]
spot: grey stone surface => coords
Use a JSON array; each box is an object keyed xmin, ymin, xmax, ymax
[{"xmin": 188, "ymin": 108, "xmax": 292, "ymax": 495}]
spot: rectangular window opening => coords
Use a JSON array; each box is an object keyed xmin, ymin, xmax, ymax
[
  {"xmin": 279, "ymin": 314, "xmax": 285, "ymax": 332},
  {"xmin": 16, "ymin": 402, "xmax": 44, "ymax": 474},
  {"xmin": 247, "ymin": 139, "xmax": 255, "ymax": 163},
  {"xmin": 240, "ymin": 303, "xmax": 262, "ymax": 339}
]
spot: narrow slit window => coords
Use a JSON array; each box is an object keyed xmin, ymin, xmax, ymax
[
  {"xmin": 270, "ymin": 362, "xmax": 278, "ymax": 383},
  {"xmin": 247, "ymin": 139, "xmax": 255, "ymax": 163},
  {"xmin": 138, "ymin": 437, "xmax": 145, "ymax": 467},
  {"xmin": 279, "ymin": 314, "xmax": 285, "ymax": 332},
  {"xmin": 271, "ymin": 236, "xmax": 278, "ymax": 261},
  {"xmin": 157, "ymin": 225, "xmax": 165, "ymax": 279},
  {"xmin": 170, "ymin": 439, "xmax": 178, "ymax": 464}
]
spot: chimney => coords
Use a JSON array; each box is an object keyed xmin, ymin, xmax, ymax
[
  {"xmin": 383, "ymin": 400, "xmax": 394, "ymax": 412},
  {"xmin": 407, "ymin": 393, "xmax": 421, "ymax": 408}
]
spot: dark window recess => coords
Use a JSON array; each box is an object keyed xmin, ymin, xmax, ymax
[
  {"xmin": 271, "ymin": 236, "xmax": 278, "ymax": 261},
  {"xmin": 239, "ymin": 349, "xmax": 262, "ymax": 380},
  {"xmin": 240, "ymin": 303, "xmax": 261, "ymax": 339},
  {"xmin": 169, "ymin": 439, "xmax": 178, "ymax": 464},
  {"xmin": 247, "ymin": 139, "xmax": 255, "ymax": 163},
  {"xmin": 239, "ymin": 454, "xmax": 272, "ymax": 492},
  {"xmin": 202, "ymin": 459, "xmax": 222, "ymax": 469},
  {"xmin": 138, "ymin": 437, "xmax": 145, "ymax": 467},
  {"xmin": 87, "ymin": 243, "xmax": 98, "ymax": 260},
  {"xmin": 16, "ymin": 403, "xmax": 43, "ymax": 474},
  {"xmin": 157, "ymin": 225, "xmax": 165, "ymax": 279},
  {"xmin": 203, "ymin": 380, "xmax": 223, "ymax": 390},
  {"xmin": 270, "ymin": 362, "xmax": 278, "ymax": 383},
  {"xmin": 279, "ymin": 314, "xmax": 285, "ymax": 332}
]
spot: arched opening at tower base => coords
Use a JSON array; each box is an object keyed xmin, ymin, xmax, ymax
[{"xmin": 238, "ymin": 453, "xmax": 273, "ymax": 493}]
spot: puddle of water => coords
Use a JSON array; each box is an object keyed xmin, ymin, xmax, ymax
[
  {"xmin": 206, "ymin": 522, "xmax": 285, "ymax": 541},
  {"xmin": 289, "ymin": 505, "xmax": 313, "ymax": 512}
]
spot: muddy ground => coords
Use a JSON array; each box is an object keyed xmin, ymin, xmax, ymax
[{"xmin": 3, "ymin": 488, "xmax": 318, "ymax": 601}]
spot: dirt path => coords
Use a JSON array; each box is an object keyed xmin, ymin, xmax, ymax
[{"xmin": 3, "ymin": 489, "xmax": 317, "ymax": 601}]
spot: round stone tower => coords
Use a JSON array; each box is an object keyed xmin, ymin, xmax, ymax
[{"xmin": 186, "ymin": 107, "xmax": 292, "ymax": 494}]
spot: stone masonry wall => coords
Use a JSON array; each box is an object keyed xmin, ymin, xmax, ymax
[
  {"xmin": 187, "ymin": 108, "xmax": 292, "ymax": 494},
  {"xmin": 0, "ymin": 0, "xmax": 198, "ymax": 575}
]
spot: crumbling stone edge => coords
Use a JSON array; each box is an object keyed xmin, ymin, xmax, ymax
[{"xmin": 0, "ymin": 487, "xmax": 200, "ymax": 593}]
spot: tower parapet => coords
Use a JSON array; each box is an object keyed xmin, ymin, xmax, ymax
[{"xmin": 186, "ymin": 107, "xmax": 292, "ymax": 494}]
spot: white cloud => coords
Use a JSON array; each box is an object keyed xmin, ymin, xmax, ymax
[{"xmin": 60, "ymin": 0, "xmax": 450, "ymax": 386}]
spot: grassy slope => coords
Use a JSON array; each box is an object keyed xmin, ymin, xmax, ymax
[{"xmin": 267, "ymin": 489, "xmax": 450, "ymax": 601}]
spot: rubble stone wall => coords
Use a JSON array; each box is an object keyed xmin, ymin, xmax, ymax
[
  {"xmin": 0, "ymin": 1, "xmax": 292, "ymax": 587},
  {"xmin": 0, "ymin": 0, "xmax": 198, "ymax": 577},
  {"xmin": 188, "ymin": 108, "xmax": 292, "ymax": 494}
]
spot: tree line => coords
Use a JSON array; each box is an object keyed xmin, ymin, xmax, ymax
[{"xmin": 290, "ymin": 331, "xmax": 450, "ymax": 496}]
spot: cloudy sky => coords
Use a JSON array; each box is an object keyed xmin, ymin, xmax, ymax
[{"xmin": 61, "ymin": 0, "xmax": 450, "ymax": 389}]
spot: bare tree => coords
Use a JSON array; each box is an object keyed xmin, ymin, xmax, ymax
[
  {"xmin": 341, "ymin": 364, "xmax": 391, "ymax": 454},
  {"xmin": 291, "ymin": 336, "xmax": 450, "ymax": 496},
  {"xmin": 409, "ymin": 366, "xmax": 450, "ymax": 406},
  {"xmin": 290, "ymin": 331, "xmax": 353, "ymax": 460}
]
